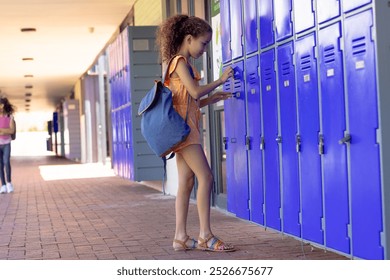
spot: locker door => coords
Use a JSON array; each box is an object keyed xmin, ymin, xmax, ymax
[
  {"xmin": 295, "ymin": 33, "xmax": 323, "ymax": 244},
  {"xmin": 230, "ymin": 0, "xmax": 244, "ymax": 60},
  {"xmin": 258, "ymin": 0, "xmax": 274, "ymax": 49},
  {"xmin": 344, "ymin": 9, "xmax": 383, "ymax": 260},
  {"xmin": 317, "ymin": 0, "xmax": 340, "ymax": 24},
  {"xmin": 244, "ymin": 0, "xmax": 258, "ymax": 55},
  {"xmin": 260, "ymin": 49, "xmax": 281, "ymax": 230},
  {"xmin": 274, "ymin": 0, "xmax": 293, "ymax": 42},
  {"xmin": 319, "ymin": 22, "xmax": 350, "ymax": 254},
  {"xmin": 293, "ymin": 0, "xmax": 315, "ymax": 34},
  {"xmin": 343, "ymin": 0, "xmax": 371, "ymax": 13},
  {"xmin": 220, "ymin": 0, "xmax": 232, "ymax": 63},
  {"xmin": 224, "ymin": 61, "xmax": 250, "ymax": 220},
  {"xmin": 246, "ymin": 55, "xmax": 264, "ymax": 225},
  {"xmin": 278, "ymin": 42, "xmax": 300, "ymax": 237}
]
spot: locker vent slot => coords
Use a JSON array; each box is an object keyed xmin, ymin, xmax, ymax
[
  {"xmin": 224, "ymin": 81, "xmax": 232, "ymax": 91},
  {"xmin": 233, "ymin": 79, "xmax": 242, "ymax": 91},
  {"xmin": 352, "ymin": 36, "xmax": 366, "ymax": 56},
  {"xmin": 323, "ymin": 45, "xmax": 335, "ymax": 64},
  {"xmin": 300, "ymin": 54, "xmax": 312, "ymax": 71},
  {"xmin": 248, "ymin": 73, "xmax": 257, "ymax": 85},
  {"xmin": 281, "ymin": 62, "xmax": 290, "ymax": 76},
  {"xmin": 264, "ymin": 67, "xmax": 273, "ymax": 81}
]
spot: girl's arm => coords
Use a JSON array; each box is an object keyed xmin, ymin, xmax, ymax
[
  {"xmin": 174, "ymin": 58, "xmax": 233, "ymax": 100},
  {"xmin": 199, "ymin": 91, "xmax": 232, "ymax": 108}
]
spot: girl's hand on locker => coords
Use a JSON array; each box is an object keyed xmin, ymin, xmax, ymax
[
  {"xmin": 209, "ymin": 91, "xmax": 233, "ymax": 104},
  {"xmin": 219, "ymin": 66, "xmax": 234, "ymax": 84}
]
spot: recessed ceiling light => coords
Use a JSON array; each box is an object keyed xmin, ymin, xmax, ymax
[
  {"xmin": 24, "ymin": 74, "xmax": 34, "ymax": 78},
  {"xmin": 25, "ymin": 93, "xmax": 32, "ymax": 97},
  {"xmin": 25, "ymin": 99, "xmax": 31, "ymax": 102},
  {"xmin": 22, "ymin": 58, "xmax": 34, "ymax": 61},
  {"xmin": 21, "ymin": 28, "xmax": 37, "ymax": 32},
  {"xmin": 25, "ymin": 85, "xmax": 33, "ymax": 89}
]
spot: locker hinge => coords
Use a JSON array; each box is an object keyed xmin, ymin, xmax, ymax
[
  {"xmin": 339, "ymin": 133, "xmax": 351, "ymax": 145},
  {"xmin": 260, "ymin": 136, "xmax": 265, "ymax": 150},
  {"xmin": 296, "ymin": 135, "xmax": 301, "ymax": 153},
  {"xmin": 318, "ymin": 134, "xmax": 324, "ymax": 155},
  {"xmin": 246, "ymin": 136, "xmax": 251, "ymax": 150},
  {"xmin": 321, "ymin": 217, "xmax": 325, "ymax": 231},
  {"xmin": 276, "ymin": 136, "xmax": 282, "ymax": 144},
  {"xmin": 299, "ymin": 212, "xmax": 302, "ymax": 224}
]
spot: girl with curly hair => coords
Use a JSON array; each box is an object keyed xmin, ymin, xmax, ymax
[
  {"xmin": 0, "ymin": 97, "xmax": 16, "ymax": 194},
  {"xmin": 156, "ymin": 14, "xmax": 235, "ymax": 252}
]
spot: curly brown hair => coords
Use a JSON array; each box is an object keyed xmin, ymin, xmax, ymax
[
  {"xmin": 156, "ymin": 14, "xmax": 212, "ymax": 63},
  {"xmin": 0, "ymin": 97, "xmax": 16, "ymax": 115}
]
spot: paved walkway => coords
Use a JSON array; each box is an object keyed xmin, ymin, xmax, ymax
[{"xmin": 0, "ymin": 155, "xmax": 348, "ymax": 260}]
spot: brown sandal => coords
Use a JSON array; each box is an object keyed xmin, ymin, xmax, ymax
[
  {"xmin": 197, "ymin": 234, "xmax": 235, "ymax": 252},
  {"xmin": 173, "ymin": 236, "xmax": 198, "ymax": 251}
]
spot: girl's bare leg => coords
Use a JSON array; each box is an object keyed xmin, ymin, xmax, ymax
[{"xmin": 178, "ymin": 144, "xmax": 213, "ymax": 239}]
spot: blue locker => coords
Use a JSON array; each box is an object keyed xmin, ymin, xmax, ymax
[
  {"xmin": 230, "ymin": 0, "xmax": 244, "ymax": 60},
  {"xmin": 220, "ymin": 0, "xmax": 232, "ymax": 63},
  {"xmin": 274, "ymin": 0, "xmax": 293, "ymax": 42},
  {"xmin": 277, "ymin": 42, "xmax": 300, "ymax": 237},
  {"xmin": 319, "ymin": 22, "xmax": 350, "ymax": 254},
  {"xmin": 224, "ymin": 61, "xmax": 250, "ymax": 220},
  {"xmin": 245, "ymin": 55, "xmax": 264, "ymax": 225},
  {"xmin": 244, "ymin": 0, "xmax": 258, "ymax": 55},
  {"xmin": 343, "ymin": 0, "xmax": 371, "ymax": 13},
  {"xmin": 344, "ymin": 10, "xmax": 383, "ymax": 260},
  {"xmin": 260, "ymin": 49, "xmax": 281, "ymax": 231},
  {"xmin": 295, "ymin": 33, "xmax": 323, "ymax": 244},
  {"xmin": 258, "ymin": 0, "xmax": 274, "ymax": 49},
  {"xmin": 293, "ymin": 0, "xmax": 315, "ymax": 34},
  {"xmin": 317, "ymin": 0, "xmax": 340, "ymax": 24}
]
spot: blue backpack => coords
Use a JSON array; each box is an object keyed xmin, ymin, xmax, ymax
[{"xmin": 138, "ymin": 58, "xmax": 193, "ymax": 193}]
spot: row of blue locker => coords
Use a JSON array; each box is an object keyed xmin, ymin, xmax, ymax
[
  {"xmin": 222, "ymin": 9, "xmax": 382, "ymax": 260},
  {"xmin": 111, "ymin": 107, "xmax": 135, "ymax": 181},
  {"xmin": 221, "ymin": 0, "xmax": 374, "ymax": 61},
  {"xmin": 107, "ymin": 29, "xmax": 132, "ymax": 110}
]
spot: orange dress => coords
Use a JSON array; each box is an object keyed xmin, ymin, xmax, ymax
[{"xmin": 164, "ymin": 55, "xmax": 202, "ymax": 152}]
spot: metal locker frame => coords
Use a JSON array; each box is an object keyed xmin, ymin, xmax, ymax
[
  {"xmin": 293, "ymin": 0, "xmax": 315, "ymax": 34},
  {"xmin": 243, "ymin": 0, "xmax": 258, "ymax": 55},
  {"xmin": 274, "ymin": 0, "xmax": 293, "ymax": 42},
  {"xmin": 343, "ymin": 0, "xmax": 372, "ymax": 13},
  {"xmin": 245, "ymin": 54, "xmax": 264, "ymax": 225},
  {"xmin": 277, "ymin": 41, "xmax": 301, "ymax": 238},
  {"xmin": 295, "ymin": 32, "xmax": 324, "ymax": 245},
  {"xmin": 344, "ymin": 8, "xmax": 383, "ymax": 260},
  {"xmin": 261, "ymin": 49, "xmax": 281, "ymax": 231},
  {"xmin": 223, "ymin": 61, "xmax": 250, "ymax": 220},
  {"xmin": 258, "ymin": 0, "xmax": 274, "ymax": 49},
  {"xmin": 319, "ymin": 21, "xmax": 350, "ymax": 254}
]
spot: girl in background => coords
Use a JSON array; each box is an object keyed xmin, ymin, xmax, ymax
[
  {"xmin": 156, "ymin": 15, "xmax": 235, "ymax": 252},
  {"xmin": 0, "ymin": 97, "xmax": 16, "ymax": 194}
]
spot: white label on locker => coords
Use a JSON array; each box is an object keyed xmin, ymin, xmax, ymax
[
  {"xmin": 304, "ymin": 74, "xmax": 310, "ymax": 82},
  {"xmin": 327, "ymin": 68, "xmax": 335, "ymax": 77},
  {"xmin": 251, "ymin": 88, "xmax": 256, "ymax": 94},
  {"xmin": 266, "ymin": 85, "xmax": 271, "ymax": 91},
  {"xmin": 356, "ymin": 60, "xmax": 365, "ymax": 70},
  {"xmin": 284, "ymin": 80, "xmax": 290, "ymax": 87}
]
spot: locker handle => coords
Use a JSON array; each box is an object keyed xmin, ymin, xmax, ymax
[
  {"xmin": 260, "ymin": 137, "xmax": 265, "ymax": 150},
  {"xmin": 318, "ymin": 134, "xmax": 324, "ymax": 155},
  {"xmin": 296, "ymin": 135, "xmax": 301, "ymax": 153},
  {"xmin": 339, "ymin": 134, "xmax": 351, "ymax": 145},
  {"xmin": 246, "ymin": 136, "xmax": 251, "ymax": 150},
  {"xmin": 223, "ymin": 137, "xmax": 228, "ymax": 150}
]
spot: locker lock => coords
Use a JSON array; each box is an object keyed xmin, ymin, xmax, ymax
[
  {"xmin": 246, "ymin": 136, "xmax": 251, "ymax": 150},
  {"xmin": 260, "ymin": 137, "xmax": 265, "ymax": 150},
  {"xmin": 339, "ymin": 134, "xmax": 351, "ymax": 145},
  {"xmin": 275, "ymin": 136, "xmax": 282, "ymax": 144}
]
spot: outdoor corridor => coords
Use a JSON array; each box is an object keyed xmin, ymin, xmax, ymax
[{"xmin": 0, "ymin": 155, "xmax": 348, "ymax": 260}]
